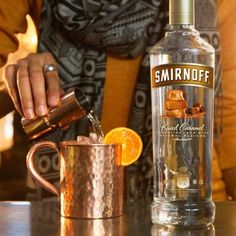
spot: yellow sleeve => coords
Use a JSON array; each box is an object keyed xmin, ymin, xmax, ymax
[
  {"xmin": 0, "ymin": 0, "xmax": 30, "ymax": 67},
  {"xmin": 217, "ymin": 0, "xmax": 236, "ymax": 169}
]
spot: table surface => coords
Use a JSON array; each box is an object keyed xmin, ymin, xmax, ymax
[{"xmin": 0, "ymin": 200, "xmax": 235, "ymax": 236}]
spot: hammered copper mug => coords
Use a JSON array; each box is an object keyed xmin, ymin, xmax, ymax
[{"xmin": 26, "ymin": 141, "xmax": 123, "ymax": 219}]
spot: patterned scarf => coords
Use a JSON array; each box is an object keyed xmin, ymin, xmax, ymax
[{"xmin": 30, "ymin": 0, "xmax": 221, "ymax": 201}]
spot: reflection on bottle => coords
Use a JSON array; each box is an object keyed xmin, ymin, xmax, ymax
[
  {"xmin": 151, "ymin": 224, "xmax": 215, "ymax": 236},
  {"xmin": 60, "ymin": 216, "xmax": 123, "ymax": 236},
  {"xmin": 176, "ymin": 167, "xmax": 191, "ymax": 189}
]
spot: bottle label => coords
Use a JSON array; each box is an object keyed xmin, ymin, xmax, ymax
[
  {"xmin": 151, "ymin": 63, "xmax": 214, "ymax": 198},
  {"xmin": 151, "ymin": 63, "xmax": 213, "ymax": 89}
]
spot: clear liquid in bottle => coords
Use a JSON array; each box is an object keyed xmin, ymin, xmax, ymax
[{"xmin": 150, "ymin": 0, "xmax": 215, "ymax": 227}]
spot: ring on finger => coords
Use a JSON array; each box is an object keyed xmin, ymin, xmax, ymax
[{"xmin": 43, "ymin": 64, "xmax": 57, "ymax": 74}]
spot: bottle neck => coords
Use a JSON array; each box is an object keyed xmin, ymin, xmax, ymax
[
  {"xmin": 166, "ymin": 24, "xmax": 198, "ymax": 36},
  {"xmin": 169, "ymin": 24, "xmax": 195, "ymax": 31},
  {"xmin": 169, "ymin": 0, "xmax": 195, "ymax": 25}
]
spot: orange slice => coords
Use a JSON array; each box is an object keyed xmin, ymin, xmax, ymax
[{"xmin": 104, "ymin": 127, "xmax": 143, "ymax": 166}]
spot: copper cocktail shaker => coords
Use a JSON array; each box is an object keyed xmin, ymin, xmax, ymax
[{"xmin": 21, "ymin": 88, "xmax": 91, "ymax": 140}]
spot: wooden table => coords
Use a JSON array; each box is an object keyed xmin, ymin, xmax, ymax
[{"xmin": 0, "ymin": 201, "xmax": 235, "ymax": 235}]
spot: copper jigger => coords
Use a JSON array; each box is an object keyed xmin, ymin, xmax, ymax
[{"xmin": 21, "ymin": 88, "xmax": 91, "ymax": 140}]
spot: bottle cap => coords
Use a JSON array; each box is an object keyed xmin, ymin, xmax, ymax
[{"xmin": 169, "ymin": 0, "xmax": 195, "ymax": 25}]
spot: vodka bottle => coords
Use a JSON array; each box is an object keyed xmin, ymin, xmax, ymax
[{"xmin": 150, "ymin": 0, "xmax": 215, "ymax": 227}]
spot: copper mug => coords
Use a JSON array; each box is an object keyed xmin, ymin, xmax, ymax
[{"xmin": 26, "ymin": 141, "xmax": 123, "ymax": 219}]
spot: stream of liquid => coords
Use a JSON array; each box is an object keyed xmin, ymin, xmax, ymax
[{"xmin": 87, "ymin": 110, "xmax": 104, "ymax": 143}]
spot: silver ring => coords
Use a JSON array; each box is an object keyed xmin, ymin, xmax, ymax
[{"xmin": 43, "ymin": 64, "xmax": 57, "ymax": 74}]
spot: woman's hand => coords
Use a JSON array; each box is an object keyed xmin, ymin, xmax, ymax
[{"xmin": 3, "ymin": 52, "xmax": 60, "ymax": 119}]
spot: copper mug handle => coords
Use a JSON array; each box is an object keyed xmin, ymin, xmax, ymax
[{"xmin": 26, "ymin": 141, "xmax": 60, "ymax": 196}]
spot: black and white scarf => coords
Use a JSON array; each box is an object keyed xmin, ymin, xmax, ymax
[{"xmin": 27, "ymin": 0, "xmax": 222, "ymax": 201}]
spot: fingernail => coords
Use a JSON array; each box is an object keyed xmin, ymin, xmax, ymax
[
  {"xmin": 25, "ymin": 109, "xmax": 35, "ymax": 119},
  {"xmin": 37, "ymin": 105, "xmax": 47, "ymax": 116},
  {"xmin": 49, "ymin": 95, "xmax": 59, "ymax": 106}
]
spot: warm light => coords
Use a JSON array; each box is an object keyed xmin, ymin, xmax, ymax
[
  {"xmin": 4, "ymin": 113, "xmax": 13, "ymax": 140},
  {"xmin": 20, "ymin": 15, "xmax": 38, "ymax": 52},
  {"xmin": 0, "ymin": 15, "xmax": 37, "ymax": 72},
  {"xmin": 0, "ymin": 112, "xmax": 14, "ymax": 152},
  {"xmin": 0, "ymin": 15, "xmax": 37, "ymax": 152},
  {"xmin": 29, "ymin": 34, "xmax": 38, "ymax": 49}
]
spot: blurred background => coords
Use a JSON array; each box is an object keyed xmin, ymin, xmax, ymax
[{"xmin": 0, "ymin": 15, "xmax": 37, "ymax": 200}]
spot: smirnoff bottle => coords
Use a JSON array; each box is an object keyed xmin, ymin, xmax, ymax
[{"xmin": 150, "ymin": 0, "xmax": 215, "ymax": 227}]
